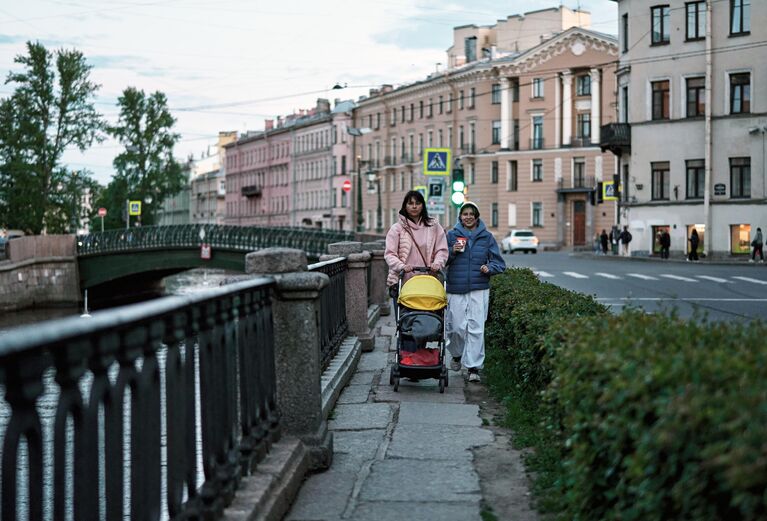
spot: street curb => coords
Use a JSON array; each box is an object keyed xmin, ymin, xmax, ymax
[{"xmin": 570, "ymin": 252, "xmax": 764, "ymax": 267}]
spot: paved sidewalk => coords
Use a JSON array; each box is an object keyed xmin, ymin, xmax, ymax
[{"xmin": 285, "ymin": 311, "xmax": 494, "ymax": 521}]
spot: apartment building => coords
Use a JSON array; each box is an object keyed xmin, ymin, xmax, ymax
[
  {"xmin": 190, "ymin": 131, "xmax": 236, "ymax": 225},
  {"xmin": 354, "ymin": 6, "xmax": 618, "ymax": 247},
  {"xmin": 604, "ymin": 0, "xmax": 765, "ymax": 257}
]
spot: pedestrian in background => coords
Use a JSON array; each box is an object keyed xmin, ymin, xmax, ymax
[
  {"xmin": 445, "ymin": 201, "xmax": 506, "ymax": 383},
  {"xmin": 751, "ymin": 227, "xmax": 764, "ymax": 263},
  {"xmin": 619, "ymin": 226, "xmax": 632, "ymax": 257},
  {"xmin": 688, "ymin": 228, "xmax": 700, "ymax": 262},
  {"xmin": 660, "ymin": 229, "xmax": 671, "ymax": 259},
  {"xmin": 600, "ymin": 229, "xmax": 609, "ymax": 255}
]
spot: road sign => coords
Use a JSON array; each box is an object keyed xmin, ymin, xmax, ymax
[
  {"xmin": 427, "ymin": 200, "xmax": 446, "ymax": 215},
  {"xmin": 342, "ymin": 180, "xmax": 352, "ymax": 192},
  {"xmin": 427, "ymin": 178, "xmax": 444, "ymax": 200},
  {"xmin": 98, "ymin": 207, "xmax": 107, "ymax": 217},
  {"xmin": 128, "ymin": 201, "xmax": 142, "ymax": 216},
  {"xmin": 414, "ymin": 185, "xmax": 427, "ymax": 200},
  {"xmin": 200, "ymin": 243, "xmax": 212, "ymax": 260},
  {"xmin": 602, "ymin": 181, "xmax": 618, "ymax": 201},
  {"xmin": 423, "ymin": 148, "xmax": 451, "ymax": 176}
]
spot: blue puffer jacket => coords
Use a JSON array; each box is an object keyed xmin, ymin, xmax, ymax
[{"xmin": 446, "ymin": 219, "xmax": 506, "ymax": 294}]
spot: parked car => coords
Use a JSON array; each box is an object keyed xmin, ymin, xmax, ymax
[{"xmin": 501, "ymin": 229, "xmax": 539, "ymax": 254}]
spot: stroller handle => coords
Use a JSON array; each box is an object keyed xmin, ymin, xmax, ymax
[{"xmin": 399, "ymin": 266, "xmax": 446, "ymax": 282}]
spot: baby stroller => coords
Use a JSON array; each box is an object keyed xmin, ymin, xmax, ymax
[{"xmin": 389, "ymin": 267, "xmax": 449, "ymax": 393}]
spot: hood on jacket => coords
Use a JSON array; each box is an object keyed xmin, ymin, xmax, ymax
[{"xmin": 453, "ymin": 218, "xmax": 487, "ymax": 237}]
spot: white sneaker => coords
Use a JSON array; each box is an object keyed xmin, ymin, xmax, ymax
[
  {"xmin": 468, "ymin": 371, "xmax": 480, "ymax": 383},
  {"xmin": 450, "ymin": 358, "xmax": 461, "ymax": 371},
  {"xmin": 749, "ymin": 259, "xmax": 755, "ymax": 263}
]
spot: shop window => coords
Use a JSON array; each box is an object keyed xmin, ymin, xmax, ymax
[
  {"xmin": 652, "ymin": 225, "xmax": 670, "ymax": 255},
  {"xmin": 686, "ymin": 224, "xmax": 705, "ymax": 254},
  {"xmin": 730, "ymin": 224, "xmax": 751, "ymax": 255}
]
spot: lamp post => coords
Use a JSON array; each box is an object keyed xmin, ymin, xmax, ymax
[
  {"xmin": 346, "ymin": 126, "xmax": 373, "ymax": 233},
  {"xmin": 367, "ymin": 170, "xmax": 383, "ymax": 233}
]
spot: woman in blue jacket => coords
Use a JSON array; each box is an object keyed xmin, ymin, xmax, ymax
[{"xmin": 445, "ymin": 201, "xmax": 506, "ymax": 382}]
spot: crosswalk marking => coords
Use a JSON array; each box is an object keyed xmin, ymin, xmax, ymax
[
  {"xmin": 627, "ymin": 273, "xmax": 659, "ymax": 280},
  {"xmin": 732, "ymin": 276, "xmax": 767, "ymax": 285},
  {"xmin": 532, "ymin": 270, "xmax": 554, "ymax": 278},
  {"xmin": 660, "ymin": 274, "xmax": 698, "ymax": 282},
  {"xmin": 595, "ymin": 272, "xmax": 621, "ymax": 279},
  {"xmin": 696, "ymin": 275, "xmax": 730, "ymax": 283},
  {"xmin": 563, "ymin": 271, "xmax": 588, "ymax": 279}
]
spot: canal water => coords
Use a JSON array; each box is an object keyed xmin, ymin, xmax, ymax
[{"xmin": 0, "ymin": 268, "xmax": 238, "ymax": 520}]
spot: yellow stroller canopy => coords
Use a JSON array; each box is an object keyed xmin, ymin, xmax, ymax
[{"xmin": 398, "ymin": 275, "xmax": 447, "ymax": 311}]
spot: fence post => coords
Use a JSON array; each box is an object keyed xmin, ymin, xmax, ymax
[
  {"xmin": 321, "ymin": 241, "xmax": 374, "ymax": 352},
  {"xmin": 362, "ymin": 242, "xmax": 389, "ymax": 316},
  {"xmin": 245, "ymin": 247, "xmax": 333, "ymax": 470}
]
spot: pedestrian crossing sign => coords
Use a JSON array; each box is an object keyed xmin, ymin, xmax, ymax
[
  {"xmin": 603, "ymin": 181, "xmax": 618, "ymax": 201},
  {"xmin": 423, "ymin": 148, "xmax": 451, "ymax": 176},
  {"xmin": 128, "ymin": 201, "xmax": 142, "ymax": 216}
]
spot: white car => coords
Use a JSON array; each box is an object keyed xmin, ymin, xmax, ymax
[{"xmin": 501, "ymin": 229, "xmax": 539, "ymax": 254}]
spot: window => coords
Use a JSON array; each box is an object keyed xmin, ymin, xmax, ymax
[
  {"xmin": 459, "ymin": 90, "xmax": 464, "ymax": 110},
  {"xmin": 508, "ymin": 161, "xmax": 518, "ymax": 192},
  {"xmin": 491, "ymin": 161, "xmax": 498, "ymax": 184},
  {"xmin": 730, "ymin": 73, "xmax": 750, "ymax": 114},
  {"xmin": 577, "ymin": 113, "xmax": 591, "ymax": 140},
  {"xmin": 401, "ymin": 105, "xmax": 406, "ymax": 123},
  {"xmin": 652, "ymin": 80, "xmax": 670, "ymax": 120},
  {"xmin": 532, "ymin": 78, "xmax": 544, "ymax": 98},
  {"xmin": 491, "ymin": 203, "xmax": 498, "ymax": 228},
  {"xmin": 391, "ymin": 108, "xmax": 397, "ymax": 126},
  {"xmin": 686, "ymin": 77, "xmax": 705, "ymax": 117},
  {"xmin": 409, "ymin": 103, "xmax": 414, "ymax": 121},
  {"xmin": 532, "ymin": 116, "xmax": 544, "ymax": 149},
  {"xmin": 730, "ymin": 157, "xmax": 751, "ymax": 198},
  {"xmin": 512, "ymin": 80, "xmax": 519, "ymax": 101},
  {"xmin": 492, "ymin": 120, "xmax": 501, "ymax": 144},
  {"xmin": 651, "ymin": 161, "xmax": 670, "ymax": 200},
  {"xmin": 465, "ymin": 36, "xmax": 477, "ymax": 62},
  {"xmin": 438, "ymin": 129, "xmax": 443, "ymax": 147},
  {"xmin": 532, "ymin": 202, "xmax": 543, "ymax": 227},
  {"xmin": 730, "ymin": 0, "xmax": 750, "ymax": 35},
  {"xmin": 622, "ymin": 13, "xmax": 629, "ymax": 53},
  {"xmin": 686, "ymin": 2, "xmax": 705, "ymax": 40},
  {"xmin": 491, "ymin": 83, "xmax": 501, "ymax": 104},
  {"xmin": 376, "ymin": 113, "xmax": 381, "ymax": 129},
  {"xmin": 447, "ymin": 94, "xmax": 453, "ymax": 113},
  {"xmin": 469, "ymin": 88, "xmax": 476, "ymax": 108},
  {"xmin": 419, "ymin": 101, "xmax": 424, "ymax": 119},
  {"xmin": 730, "ymin": 224, "xmax": 752, "ymax": 254},
  {"xmin": 532, "ymin": 159, "xmax": 543, "ymax": 182},
  {"xmin": 686, "ymin": 159, "xmax": 704, "ymax": 198},
  {"xmin": 621, "ymin": 86, "xmax": 629, "ymax": 123},
  {"xmin": 428, "ymin": 98, "xmax": 433, "ymax": 117},
  {"xmin": 574, "ymin": 158, "xmax": 586, "ymax": 187},
  {"xmin": 651, "ymin": 5, "xmax": 670, "ymax": 44},
  {"xmin": 576, "ymin": 75, "xmax": 591, "ymax": 96},
  {"xmin": 439, "ymin": 96, "xmax": 444, "ymax": 114}
]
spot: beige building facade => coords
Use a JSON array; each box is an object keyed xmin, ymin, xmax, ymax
[
  {"xmin": 354, "ymin": 14, "xmax": 619, "ymax": 248},
  {"xmin": 606, "ymin": 0, "xmax": 766, "ymax": 257},
  {"xmin": 190, "ymin": 132, "xmax": 236, "ymax": 225}
]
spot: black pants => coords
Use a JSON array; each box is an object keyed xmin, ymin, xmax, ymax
[
  {"xmin": 688, "ymin": 247, "xmax": 699, "ymax": 261},
  {"xmin": 752, "ymin": 245, "xmax": 764, "ymax": 260},
  {"xmin": 660, "ymin": 246, "xmax": 669, "ymax": 259}
]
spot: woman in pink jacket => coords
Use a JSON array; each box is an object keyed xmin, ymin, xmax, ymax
[{"xmin": 384, "ymin": 190, "xmax": 449, "ymax": 296}]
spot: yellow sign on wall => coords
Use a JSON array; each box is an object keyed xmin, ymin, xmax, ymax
[
  {"xmin": 602, "ymin": 181, "xmax": 618, "ymax": 201},
  {"xmin": 128, "ymin": 201, "xmax": 142, "ymax": 216}
]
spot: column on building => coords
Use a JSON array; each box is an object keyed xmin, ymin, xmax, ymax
[
  {"xmin": 590, "ymin": 68, "xmax": 601, "ymax": 144},
  {"xmin": 561, "ymin": 71, "xmax": 573, "ymax": 147},
  {"xmin": 500, "ymin": 77, "xmax": 512, "ymax": 150},
  {"xmin": 554, "ymin": 73, "xmax": 561, "ymax": 148}
]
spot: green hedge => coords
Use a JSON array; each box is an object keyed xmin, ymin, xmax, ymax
[{"xmin": 485, "ymin": 269, "xmax": 767, "ymax": 520}]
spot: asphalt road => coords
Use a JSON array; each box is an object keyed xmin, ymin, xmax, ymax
[{"xmin": 502, "ymin": 251, "xmax": 767, "ymax": 323}]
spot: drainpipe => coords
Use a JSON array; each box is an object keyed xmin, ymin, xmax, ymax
[{"xmin": 703, "ymin": 0, "xmax": 713, "ymax": 257}]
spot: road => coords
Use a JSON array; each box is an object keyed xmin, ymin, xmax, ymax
[{"xmin": 502, "ymin": 251, "xmax": 767, "ymax": 323}]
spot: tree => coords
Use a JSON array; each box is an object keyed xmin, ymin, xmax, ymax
[
  {"xmin": 108, "ymin": 87, "xmax": 184, "ymax": 226},
  {"xmin": 0, "ymin": 41, "xmax": 104, "ymax": 234}
]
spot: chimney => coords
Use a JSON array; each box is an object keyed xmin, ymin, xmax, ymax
[
  {"xmin": 276, "ymin": 115, "xmax": 283, "ymax": 128},
  {"xmin": 317, "ymin": 98, "xmax": 330, "ymax": 113},
  {"xmin": 369, "ymin": 88, "xmax": 379, "ymax": 97},
  {"xmin": 265, "ymin": 119, "xmax": 274, "ymax": 131},
  {"xmin": 381, "ymin": 84, "xmax": 393, "ymax": 93},
  {"xmin": 334, "ymin": 98, "xmax": 341, "ymax": 107}
]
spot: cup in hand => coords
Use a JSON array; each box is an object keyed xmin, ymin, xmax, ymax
[{"xmin": 456, "ymin": 237, "xmax": 467, "ymax": 252}]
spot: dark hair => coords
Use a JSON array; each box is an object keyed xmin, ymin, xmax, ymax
[{"xmin": 398, "ymin": 190, "xmax": 432, "ymax": 226}]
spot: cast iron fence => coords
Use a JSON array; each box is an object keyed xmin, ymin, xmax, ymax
[
  {"xmin": 0, "ymin": 277, "xmax": 279, "ymax": 521},
  {"xmin": 308, "ymin": 257, "xmax": 348, "ymax": 371}
]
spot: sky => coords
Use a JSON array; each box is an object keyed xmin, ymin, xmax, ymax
[{"xmin": 0, "ymin": 0, "xmax": 618, "ymax": 185}]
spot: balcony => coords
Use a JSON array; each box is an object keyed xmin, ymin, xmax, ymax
[
  {"xmin": 530, "ymin": 137, "xmax": 545, "ymax": 150},
  {"xmin": 241, "ymin": 185, "xmax": 262, "ymax": 198},
  {"xmin": 556, "ymin": 175, "xmax": 595, "ymax": 193},
  {"xmin": 459, "ymin": 144, "xmax": 476, "ymax": 155},
  {"xmin": 568, "ymin": 137, "xmax": 592, "ymax": 148},
  {"xmin": 600, "ymin": 123, "xmax": 631, "ymax": 154}
]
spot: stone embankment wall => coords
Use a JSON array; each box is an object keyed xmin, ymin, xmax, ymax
[{"xmin": 0, "ymin": 235, "xmax": 80, "ymax": 311}]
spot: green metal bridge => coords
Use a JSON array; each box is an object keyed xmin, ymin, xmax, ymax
[{"xmin": 76, "ymin": 224, "xmax": 356, "ymax": 289}]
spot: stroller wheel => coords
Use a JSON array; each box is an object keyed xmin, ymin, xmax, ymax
[
  {"xmin": 444, "ymin": 370, "xmax": 449, "ymax": 387},
  {"xmin": 439, "ymin": 377, "xmax": 445, "ymax": 393},
  {"xmin": 393, "ymin": 377, "xmax": 400, "ymax": 392},
  {"xmin": 389, "ymin": 366, "xmax": 395, "ymax": 385}
]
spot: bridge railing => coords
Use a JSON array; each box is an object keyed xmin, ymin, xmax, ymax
[
  {"xmin": 308, "ymin": 257, "xmax": 349, "ymax": 371},
  {"xmin": 76, "ymin": 225, "xmax": 356, "ymax": 260},
  {"xmin": 0, "ymin": 277, "xmax": 279, "ymax": 521}
]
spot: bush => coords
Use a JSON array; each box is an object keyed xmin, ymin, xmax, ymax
[{"xmin": 548, "ymin": 310, "xmax": 767, "ymax": 520}]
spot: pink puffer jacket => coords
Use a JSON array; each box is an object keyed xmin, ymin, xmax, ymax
[{"xmin": 384, "ymin": 215, "xmax": 448, "ymax": 286}]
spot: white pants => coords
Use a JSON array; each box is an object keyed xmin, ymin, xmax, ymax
[{"xmin": 445, "ymin": 289, "xmax": 490, "ymax": 369}]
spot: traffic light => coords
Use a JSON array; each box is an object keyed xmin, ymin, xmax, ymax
[{"xmin": 451, "ymin": 167, "xmax": 465, "ymax": 206}]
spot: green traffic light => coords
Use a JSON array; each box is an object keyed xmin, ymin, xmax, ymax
[
  {"xmin": 451, "ymin": 191, "xmax": 465, "ymax": 205},
  {"xmin": 452, "ymin": 180, "xmax": 465, "ymax": 192}
]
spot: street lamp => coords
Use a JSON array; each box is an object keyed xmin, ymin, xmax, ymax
[
  {"xmin": 367, "ymin": 170, "xmax": 383, "ymax": 233},
  {"xmin": 346, "ymin": 127, "xmax": 373, "ymax": 233}
]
